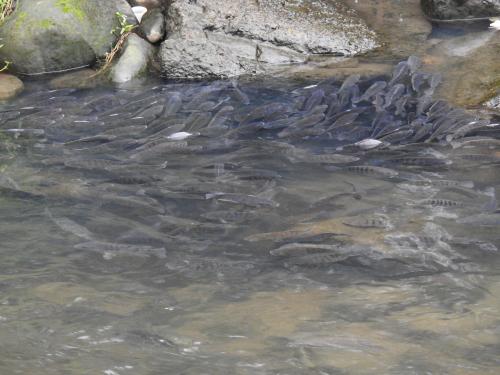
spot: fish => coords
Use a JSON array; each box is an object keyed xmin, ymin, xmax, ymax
[
  {"xmin": 207, "ymin": 105, "xmax": 234, "ymax": 128},
  {"xmin": 74, "ymin": 241, "xmax": 167, "ymax": 259},
  {"xmin": 328, "ymin": 165, "xmax": 399, "ymax": 178},
  {"xmin": 99, "ymin": 193, "xmax": 166, "ymax": 214},
  {"xmin": 388, "ymin": 61, "xmax": 410, "ymax": 86},
  {"xmin": 456, "ymin": 213, "xmax": 500, "ymax": 226},
  {"xmin": 411, "ymin": 199, "xmax": 465, "ymax": 208},
  {"xmin": 353, "ymin": 81, "xmax": 387, "ymax": 103},
  {"xmin": 206, "ymin": 192, "xmax": 279, "ymax": 208},
  {"xmin": 45, "ymin": 208, "xmax": 95, "ymax": 240},
  {"xmin": 231, "ymin": 80, "xmax": 250, "ymax": 105},
  {"xmin": 385, "ymin": 156, "xmax": 451, "ymax": 167},
  {"xmin": 167, "ymin": 132, "xmax": 195, "ymax": 141},
  {"xmin": 130, "ymin": 141, "xmax": 194, "ymax": 161},
  {"xmin": 64, "ymin": 158, "xmax": 124, "ymax": 171},
  {"xmin": 353, "ymin": 138, "xmax": 384, "ymax": 150},
  {"xmin": 270, "ymin": 243, "xmax": 343, "ymax": 257},
  {"xmin": 342, "ymin": 214, "xmax": 392, "ymax": 229},
  {"xmin": 302, "ymin": 88, "xmax": 325, "ymax": 111},
  {"xmin": 285, "ymin": 252, "xmax": 355, "ymax": 266},
  {"xmin": 303, "ymin": 153, "xmax": 360, "ymax": 164},
  {"xmin": 383, "ymin": 84, "xmax": 406, "ymax": 109}
]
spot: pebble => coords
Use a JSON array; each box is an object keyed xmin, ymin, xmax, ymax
[{"xmin": 0, "ymin": 74, "xmax": 24, "ymax": 100}]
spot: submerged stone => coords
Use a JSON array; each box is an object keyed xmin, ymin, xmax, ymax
[
  {"xmin": 0, "ymin": 74, "xmax": 24, "ymax": 100},
  {"xmin": 48, "ymin": 68, "xmax": 102, "ymax": 89}
]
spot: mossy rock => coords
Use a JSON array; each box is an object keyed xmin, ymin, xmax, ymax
[{"xmin": 0, "ymin": 0, "xmax": 136, "ymax": 75}]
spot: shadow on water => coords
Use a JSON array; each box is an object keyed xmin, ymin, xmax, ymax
[{"xmin": 0, "ymin": 44, "xmax": 500, "ymax": 374}]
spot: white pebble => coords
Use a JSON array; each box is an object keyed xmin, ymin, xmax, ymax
[{"xmin": 132, "ymin": 6, "xmax": 148, "ymax": 23}]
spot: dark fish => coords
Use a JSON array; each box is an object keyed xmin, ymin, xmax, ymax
[
  {"xmin": 231, "ymin": 80, "xmax": 250, "ymax": 105},
  {"xmin": 270, "ymin": 243, "xmax": 342, "ymax": 257},
  {"xmin": 407, "ymin": 55, "xmax": 421, "ymax": 74},
  {"xmin": 75, "ymin": 241, "xmax": 167, "ymax": 259},
  {"xmin": 163, "ymin": 92, "xmax": 183, "ymax": 115},
  {"xmin": 354, "ymin": 81, "xmax": 387, "ymax": 103},
  {"xmin": 385, "ymin": 156, "xmax": 451, "ymax": 167},
  {"xmin": 334, "ymin": 165, "xmax": 399, "ymax": 178},
  {"xmin": 302, "ymin": 88, "xmax": 325, "ymax": 111},
  {"xmin": 388, "ymin": 61, "xmax": 410, "ymax": 86},
  {"xmin": 412, "ymin": 199, "xmax": 464, "ymax": 208},
  {"xmin": 45, "ymin": 208, "xmax": 95, "ymax": 240},
  {"xmin": 383, "ymin": 84, "xmax": 406, "ymax": 109},
  {"xmin": 338, "ymin": 74, "xmax": 360, "ymax": 93},
  {"xmin": 184, "ymin": 112, "xmax": 212, "ymax": 131},
  {"xmin": 64, "ymin": 158, "xmax": 124, "ymax": 171},
  {"xmin": 207, "ymin": 105, "xmax": 234, "ymax": 128},
  {"xmin": 327, "ymin": 110, "xmax": 362, "ymax": 131},
  {"xmin": 342, "ymin": 214, "xmax": 392, "ymax": 229}
]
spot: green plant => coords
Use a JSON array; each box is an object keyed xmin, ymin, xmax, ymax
[
  {"xmin": 0, "ymin": 44, "xmax": 11, "ymax": 72},
  {"xmin": 93, "ymin": 12, "xmax": 136, "ymax": 76},
  {"xmin": 112, "ymin": 11, "xmax": 136, "ymax": 36}
]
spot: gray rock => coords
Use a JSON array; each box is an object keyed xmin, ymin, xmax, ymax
[
  {"xmin": 49, "ymin": 69, "xmax": 103, "ymax": 89},
  {"xmin": 421, "ymin": 0, "xmax": 500, "ymax": 20},
  {"xmin": 159, "ymin": 0, "xmax": 379, "ymax": 79},
  {"xmin": 0, "ymin": 0, "xmax": 136, "ymax": 75},
  {"xmin": 111, "ymin": 34, "xmax": 155, "ymax": 84},
  {"xmin": 0, "ymin": 74, "xmax": 24, "ymax": 100},
  {"xmin": 128, "ymin": 0, "xmax": 163, "ymax": 9},
  {"xmin": 140, "ymin": 8, "xmax": 165, "ymax": 43}
]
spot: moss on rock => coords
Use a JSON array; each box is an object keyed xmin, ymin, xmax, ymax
[{"xmin": 0, "ymin": 0, "xmax": 136, "ymax": 75}]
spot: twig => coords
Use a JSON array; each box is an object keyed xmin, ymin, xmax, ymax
[{"xmin": 91, "ymin": 30, "xmax": 134, "ymax": 77}]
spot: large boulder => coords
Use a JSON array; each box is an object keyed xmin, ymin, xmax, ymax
[
  {"xmin": 0, "ymin": 0, "xmax": 136, "ymax": 75},
  {"xmin": 159, "ymin": 0, "xmax": 379, "ymax": 79},
  {"xmin": 421, "ymin": 0, "xmax": 500, "ymax": 20}
]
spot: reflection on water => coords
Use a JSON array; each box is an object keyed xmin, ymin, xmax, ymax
[{"xmin": 0, "ymin": 58, "xmax": 500, "ymax": 375}]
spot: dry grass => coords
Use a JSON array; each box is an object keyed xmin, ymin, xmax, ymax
[
  {"xmin": 92, "ymin": 12, "xmax": 137, "ymax": 77},
  {"xmin": 91, "ymin": 30, "xmax": 133, "ymax": 77},
  {"xmin": 0, "ymin": 0, "xmax": 15, "ymax": 24}
]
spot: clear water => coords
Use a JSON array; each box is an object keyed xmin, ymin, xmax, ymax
[{"xmin": 1, "ymin": 33, "xmax": 500, "ymax": 375}]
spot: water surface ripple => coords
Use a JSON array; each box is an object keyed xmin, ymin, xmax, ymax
[{"xmin": 0, "ymin": 58, "xmax": 499, "ymax": 374}]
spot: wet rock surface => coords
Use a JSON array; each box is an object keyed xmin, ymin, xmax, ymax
[
  {"xmin": 0, "ymin": 0, "xmax": 136, "ymax": 75},
  {"xmin": 0, "ymin": 74, "xmax": 24, "ymax": 100},
  {"xmin": 48, "ymin": 69, "xmax": 103, "ymax": 90},
  {"xmin": 421, "ymin": 0, "xmax": 500, "ymax": 20},
  {"xmin": 111, "ymin": 33, "xmax": 155, "ymax": 84},
  {"xmin": 139, "ymin": 8, "xmax": 166, "ymax": 43},
  {"xmin": 159, "ymin": 0, "xmax": 379, "ymax": 79}
]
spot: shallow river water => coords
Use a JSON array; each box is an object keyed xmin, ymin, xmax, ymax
[{"xmin": 1, "ymin": 23, "xmax": 500, "ymax": 375}]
